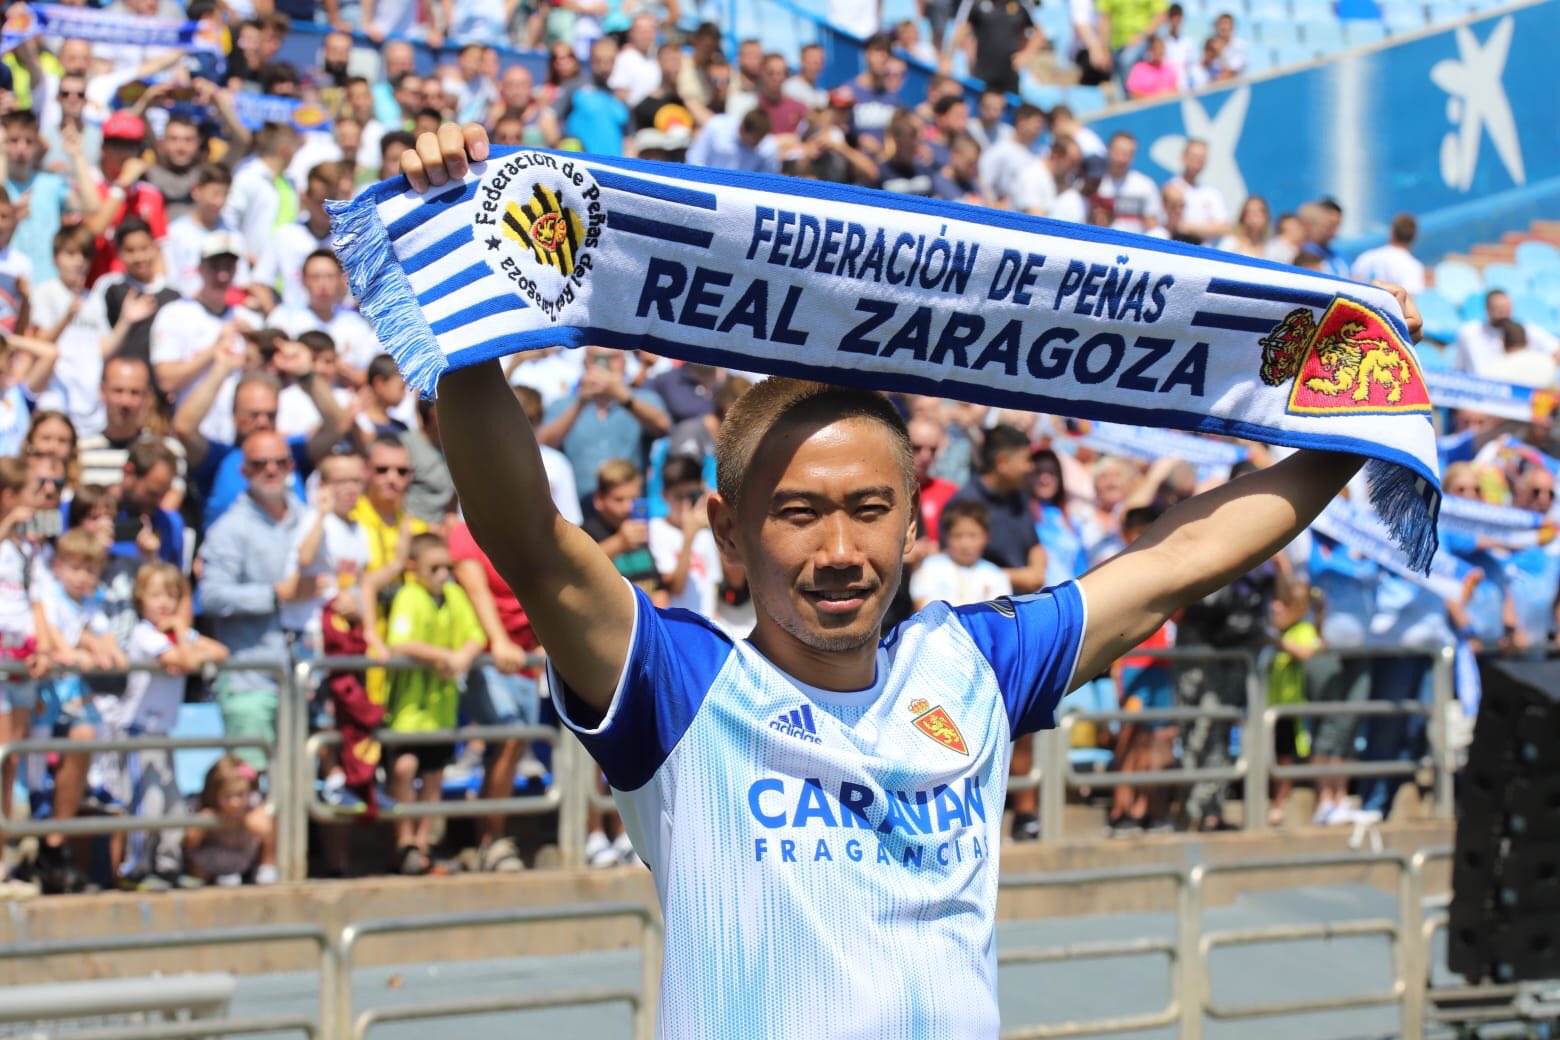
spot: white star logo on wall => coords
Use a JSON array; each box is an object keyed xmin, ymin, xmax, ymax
[
  {"xmin": 1430, "ymin": 16, "xmax": 1524, "ymax": 192},
  {"xmin": 1148, "ymin": 87, "xmax": 1250, "ymax": 214}
]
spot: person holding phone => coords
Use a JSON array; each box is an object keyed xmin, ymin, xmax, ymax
[
  {"xmin": 536, "ymin": 344, "xmax": 669, "ymax": 505},
  {"xmin": 108, "ymin": 440, "xmax": 184, "ymax": 571},
  {"xmin": 650, "ymin": 455, "xmax": 729, "ymax": 621}
]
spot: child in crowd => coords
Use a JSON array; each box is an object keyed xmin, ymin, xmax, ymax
[
  {"xmin": 32, "ymin": 528, "xmax": 124, "ymax": 892},
  {"xmin": 0, "ymin": 457, "xmax": 51, "ymax": 838},
  {"xmin": 356, "ymin": 354, "xmax": 409, "ymax": 438},
  {"xmin": 650, "ymin": 454, "xmax": 723, "ymax": 619},
  {"xmin": 384, "ymin": 532, "xmax": 483, "ymax": 876},
  {"xmin": 909, "ymin": 499, "xmax": 1013, "ymax": 610},
  {"xmin": 583, "ymin": 458, "xmax": 662, "ymax": 601},
  {"xmin": 162, "ymin": 163, "xmax": 248, "ymax": 297},
  {"xmin": 120, "ymin": 562, "xmax": 229, "ymax": 889},
  {"xmin": 184, "ymin": 754, "xmax": 277, "ymax": 886},
  {"xmin": 1267, "ymin": 581, "xmax": 1323, "ymax": 825},
  {"xmin": 0, "ymin": 333, "xmax": 60, "ymax": 457}
]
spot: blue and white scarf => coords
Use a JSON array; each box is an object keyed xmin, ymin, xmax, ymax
[
  {"xmin": 329, "ymin": 147, "xmax": 1444, "ymax": 570},
  {"xmin": 1070, "ymin": 420, "xmax": 1249, "ymax": 482},
  {"xmin": 1439, "ymin": 494, "xmax": 1555, "ymax": 549},
  {"xmin": 1423, "ymin": 368, "xmax": 1556, "ymax": 423},
  {"xmin": 230, "ymin": 93, "xmax": 334, "ymax": 135},
  {"xmin": 1312, "ymin": 500, "xmax": 1473, "ymax": 600},
  {"xmin": 1, "ymin": 3, "xmax": 226, "ymax": 55}
]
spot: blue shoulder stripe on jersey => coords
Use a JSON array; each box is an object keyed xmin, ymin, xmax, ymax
[
  {"xmin": 951, "ymin": 580, "xmax": 1087, "ymax": 740},
  {"xmin": 549, "ymin": 583, "xmax": 734, "ymax": 792}
]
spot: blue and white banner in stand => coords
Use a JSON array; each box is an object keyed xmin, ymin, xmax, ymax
[
  {"xmin": 1422, "ymin": 368, "xmax": 1555, "ymax": 423},
  {"xmin": 330, "ymin": 147, "xmax": 1445, "ymax": 571},
  {"xmin": 1071, "ymin": 421, "xmax": 1249, "ymax": 482},
  {"xmin": 0, "ymin": 3, "xmax": 226, "ymax": 55},
  {"xmin": 1438, "ymin": 495, "xmax": 1555, "ymax": 549},
  {"xmin": 1311, "ymin": 500, "xmax": 1476, "ymax": 600}
]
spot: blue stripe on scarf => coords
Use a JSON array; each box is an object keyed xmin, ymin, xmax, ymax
[
  {"xmin": 593, "ymin": 169, "xmax": 718, "ymax": 210},
  {"xmin": 429, "ymin": 295, "xmax": 528, "ymax": 335},
  {"xmin": 1190, "ymin": 311, "xmax": 1279, "ymax": 333},
  {"xmin": 1205, "ymin": 278, "xmax": 1335, "ymax": 309},
  {"xmin": 605, "ymin": 210, "xmax": 715, "ymax": 248},
  {"xmin": 403, "ymin": 226, "xmax": 474, "ymax": 275},
  {"xmin": 387, "ymin": 181, "xmax": 480, "ymax": 241},
  {"xmin": 417, "ymin": 261, "xmax": 491, "ymax": 306}
]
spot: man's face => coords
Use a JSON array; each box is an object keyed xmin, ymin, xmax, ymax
[
  {"xmin": 1216, "ymin": 15, "xmax": 1233, "ymax": 38},
  {"xmin": 713, "ymin": 416, "xmax": 914, "ymax": 655},
  {"xmin": 492, "ymin": 118, "xmax": 524, "ymax": 145},
  {"xmin": 4, "ymin": 124, "xmax": 35, "ymax": 172},
  {"xmin": 501, "ymin": 66, "xmax": 532, "ymax": 109},
  {"xmin": 303, "ymin": 257, "xmax": 342, "ymax": 309},
  {"xmin": 1518, "ymin": 471, "xmax": 1556, "ymax": 513},
  {"xmin": 759, "ymin": 56, "xmax": 787, "ymax": 98},
  {"xmin": 120, "ymin": 231, "xmax": 160, "ymax": 284},
  {"xmin": 907, "ymin": 418, "xmax": 943, "ymax": 483},
  {"xmin": 346, "ymin": 80, "xmax": 373, "ymax": 117},
  {"xmin": 234, "ymin": 383, "xmax": 279, "ymax": 440},
  {"xmin": 366, "ymin": 442, "xmax": 411, "ymax": 510},
  {"xmin": 323, "ymin": 32, "xmax": 351, "ymax": 69},
  {"xmin": 320, "ymin": 455, "xmax": 366, "ymax": 515},
  {"xmin": 739, "ymin": 40, "xmax": 763, "ymax": 77},
  {"xmin": 801, "ymin": 47, "xmax": 824, "ymax": 80},
  {"xmin": 979, "ymin": 92, "xmax": 1004, "ymax": 124},
  {"xmin": 57, "ymin": 75, "xmax": 86, "ymax": 119},
  {"xmin": 395, "ymin": 75, "xmax": 423, "ymax": 114},
  {"xmin": 590, "ymin": 39, "xmax": 617, "ymax": 81},
  {"xmin": 864, "ymin": 43, "xmax": 889, "ymax": 77},
  {"xmin": 938, "ymin": 101, "xmax": 968, "ymax": 137},
  {"xmin": 242, "ymin": 432, "xmax": 293, "ymax": 502},
  {"xmin": 385, "ymin": 41, "xmax": 415, "ymax": 79},
  {"xmin": 102, "ymin": 360, "xmax": 151, "ymax": 431},
  {"xmin": 60, "ymin": 40, "xmax": 91, "ymax": 76},
  {"xmin": 594, "ymin": 478, "xmax": 640, "ymax": 529},
  {"xmin": 989, "ymin": 446, "xmax": 1034, "ymax": 492},
  {"xmin": 629, "ymin": 14, "xmax": 656, "ymax": 52},
  {"xmin": 1487, "ymin": 292, "xmax": 1512, "ymax": 324},
  {"xmin": 201, "ymin": 254, "xmax": 238, "ymax": 295},
  {"xmin": 412, "ymin": 544, "xmax": 453, "ymax": 590},
  {"xmin": 161, "ymin": 122, "xmax": 200, "ymax": 166},
  {"xmin": 123, "ymin": 461, "xmax": 173, "ymax": 514},
  {"xmin": 420, "ymin": 78, "xmax": 447, "ymax": 113},
  {"xmin": 1108, "ymin": 135, "xmax": 1136, "ymax": 175}
]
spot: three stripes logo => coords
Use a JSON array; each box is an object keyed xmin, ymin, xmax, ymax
[
  {"xmin": 501, "ymin": 183, "xmax": 584, "ymax": 277},
  {"xmin": 770, "ymin": 704, "xmax": 823, "ymax": 744}
]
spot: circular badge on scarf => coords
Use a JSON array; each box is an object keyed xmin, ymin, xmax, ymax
[{"xmin": 472, "ymin": 150, "xmax": 604, "ymax": 322}]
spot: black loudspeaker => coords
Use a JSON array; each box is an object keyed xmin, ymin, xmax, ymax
[{"xmin": 1449, "ymin": 658, "xmax": 1560, "ymax": 982}]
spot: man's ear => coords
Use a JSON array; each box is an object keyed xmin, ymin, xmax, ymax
[
  {"xmin": 902, "ymin": 498, "xmax": 919, "ymax": 564},
  {"xmin": 709, "ymin": 492, "xmax": 745, "ymax": 570}
]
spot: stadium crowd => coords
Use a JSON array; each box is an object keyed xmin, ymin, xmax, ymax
[{"xmin": 0, "ymin": 0, "xmax": 1553, "ymax": 897}]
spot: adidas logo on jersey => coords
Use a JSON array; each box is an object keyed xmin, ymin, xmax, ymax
[{"xmin": 770, "ymin": 704, "xmax": 822, "ymax": 744}]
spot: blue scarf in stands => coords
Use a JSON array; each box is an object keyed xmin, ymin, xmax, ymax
[
  {"xmin": 1, "ymin": 4, "xmax": 226, "ymax": 55},
  {"xmin": 329, "ymin": 147, "xmax": 1443, "ymax": 570}
]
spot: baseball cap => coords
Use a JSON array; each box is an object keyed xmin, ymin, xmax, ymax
[
  {"xmin": 200, "ymin": 230, "xmax": 243, "ymax": 260},
  {"xmin": 102, "ymin": 111, "xmax": 147, "ymax": 143}
]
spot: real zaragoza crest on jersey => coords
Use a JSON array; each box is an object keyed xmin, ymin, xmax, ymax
[{"xmin": 472, "ymin": 151, "xmax": 605, "ymax": 321}]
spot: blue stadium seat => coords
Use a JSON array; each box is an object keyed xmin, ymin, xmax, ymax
[
  {"xmin": 1271, "ymin": 41, "xmax": 1314, "ymax": 66},
  {"xmin": 1425, "ymin": 0, "xmax": 1468, "ymax": 22},
  {"xmin": 172, "ymin": 703, "xmax": 226, "ymax": 798},
  {"xmin": 1514, "ymin": 296, "xmax": 1560, "ymax": 335},
  {"xmin": 1182, "ymin": 14, "xmax": 1215, "ymax": 39},
  {"xmin": 1531, "ymin": 269, "xmax": 1560, "ymax": 307},
  {"xmin": 1242, "ymin": 45, "xmax": 1274, "ymax": 73},
  {"xmin": 882, "ymin": 0, "xmax": 919, "ymax": 24},
  {"xmin": 1432, "ymin": 259, "xmax": 1483, "ymax": 306},
  {"xmin": 1064, "ymin": 84, "xmax": 1109, "ymax": 116},
  {"xmin": 1516, "ymin": 240, "xmax": 1560, "ymax": 273},
  {"xmin": 1247, "ymin": 0, "xmax": 1289, "ymax": 21},
  {"xmin": 1381, "ymin": 4, "xmax": 1429, "ymax": 31},
  {"xmin": 1018, "ymin": 75, "xmax": 1065, "ymax": 110},
  {"xmin": 1341, "ymin": 19, "xmax": 1388, "ymax": 44},
  {"xmin": 1298, "ymin": 19, "xmax": 1346, "ymax": 52},
  {"xmin": 1250, "ymin": 18, "xmax": 1292, "ymax": 44},
  {"xmin": 1482, "ymin": 262, "xmax": 1529, "ymax": 296},
  {"xmin": 1415, "ymin": 288, "xmax": 1463, "ymax": 344},
  {"xmin": 1037, "ymin": 3, "xmax": 1074, "ymax": 50},
  {"xmin": 1460, "ymin": 293, "xmax": 1489, "ymax": 322}
]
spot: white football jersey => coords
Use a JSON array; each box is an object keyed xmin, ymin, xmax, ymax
[{"xmin": 554, "ymin": 580, "xmax": 1087, "ymax": 1039}]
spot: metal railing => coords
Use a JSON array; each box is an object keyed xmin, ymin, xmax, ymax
[
  {"xmin": 0, "ymin": 660, "xmax": 298, "ymax": 873},
  {"xmin": 335, "ymin": 901, "xmax": 662, "ymax": 1040}
]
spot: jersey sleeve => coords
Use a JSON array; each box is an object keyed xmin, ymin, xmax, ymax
[
  {"xmin": 952, "ymin": 580, "xmax": 1088, "ymax": 739},
  {"xmin": 550, "ymin": 582, "xmax": 733, "ymax": 792}
]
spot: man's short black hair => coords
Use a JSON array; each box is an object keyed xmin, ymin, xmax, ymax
[
  {"xmin": 367, "ymin": 354, "xmax": 401, "ymax": 383},
  {"xmin": 979, "ymin": 424, "xmax": 1030, "ymax": 473},
  {"xmin": 662, "ymin": 454, "xmax": 703, "ymax": 488}
]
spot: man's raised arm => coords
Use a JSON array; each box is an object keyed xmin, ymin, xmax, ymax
[
  {"xmin": 1073, "ymin": 284, "xmax": 1422, "ymax": 688},
  {"xmin": 412, "ymin": 125, "xmax": 634, "ymax": 715}
]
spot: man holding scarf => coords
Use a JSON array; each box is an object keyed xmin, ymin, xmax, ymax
[{"xmin": 395, "ymin": 124, "xmax": 1426, "ymax": 1039}]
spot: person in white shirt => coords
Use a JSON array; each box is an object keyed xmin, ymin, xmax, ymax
[
  {"xmin": 1484, "ymin": 320, "xmax": 1558, "ymax": 389},
  {"xmin": 608, "ymin": 14, "xmax": 663, "ymax": 108},
  {"xmin": 977, "ymin": 104, "xmax": 1046, "ymax": 207},
  {"xmin": 513, "ymin": 384, "xmax": 583, "ymax": 523},
  {"xmin": 255, "ymin": 162, "xmax": 347, "ymax": 311},
  {"xmin": 1455, "ymin": 289, "xmax": 1560, "ymax": 374},
  {"xmin": 506, "ymin": 345, "xmax": 584, "ymax": 408},
  {"xmin": 910, "ymin": 499, "xmax": 1013, "ymax": 610},
  {"xmin": 1350, "ymin": 214, "xmax": 1426, "ymax": 294},
  {"xmin": 1212, "ymin": 12, "xmax": 1248, "ymax": 76},
  {"xmin": 285, "ymin": 450, "xmax": 374, "ymax": 653},
  {"xmin": 223, "ymin": 123, "xmax": 299, "ymax": 266},
  {"xmin": 782, "ymin": 44, "xmax": 830, "ymax": 111},
  {"xmin": 1097, "ymin": 131, "xmax": 1163, "ymax": 234},
  {"xmin": 1011, "ymin": 135, "xmax": 1083, "ymax": 216},
  {"xmin": 149, "ymin": 232, "xmax": 261, "ymax": 444},
  {"xmin": 268, "ymin": 250, "xmax": 382, "ymax": 383},
  {"xmin": 162, "ymin": 163, "xmax": 251, "ymax": 298},
  {"xmin": 1165, "ymin": 139, "xmax": 1230, "ymax": 245},
  {"xmin": 1161, "ymin": 4, "xmax": 1197, "ymax": 88},
  {"xmin": 649, "ymin": 454, "xmax": 726, "ymax": 620}
]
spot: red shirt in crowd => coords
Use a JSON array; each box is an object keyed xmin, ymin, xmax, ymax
[
  {"xmin": 88, "ymin": 179, "xmax": 168, "ymax": 284},
  {"xmin": 448, "ymin": 520, "xmax": 539, "ymax": 664},
  {"xmin": 919, "ymin": 474, "xmax": 959, "ymax": 542}
]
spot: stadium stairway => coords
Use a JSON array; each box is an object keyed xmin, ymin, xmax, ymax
[{"xmin": 0, "ymin": 819, "xmax": 1451, "ymax": 985}]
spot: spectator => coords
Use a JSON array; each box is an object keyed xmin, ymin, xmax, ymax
[
  {"xmin": 1013, "ymin": 135, "xmax": 1082, "ymax": 217},
  {"xmin": 89, "ymin": 216, "xmax": 181, "ymax": 373},
  {"xmin": 271, "ymin": 250, "xmax": 383, "ymax": 383},
  {"xmin": 0, "ymin": 457, "xmax": 48, "ymax": 829},
  {"xmin": 909, "ymin": 499, "xmax": 1012, "ymax": 610},
  {"xmin": 1266, "ymin": 581, "xmax": 1321, "ymax": 824},
  {"xmin": 119, "ymin": 561, "xmax": 229, "ymax": 889},
  {"xmin": 224, "ymin": 122, "xmax": 301, "ymax": 266},
  {"xmin": 512, "ymin": 385, "xmax": 583, "ymax": 523},
  {"xmin": 562, "ymin": 37, "xmax": 630, "ymax": 157},
  {"xmin": 1211, "ymin": 12, "xmax": 1248, "ymax": 77},
  {"xmin": 1301, "ymin": 198, "xmax": 1350, "ymax": 277},
  {"xmin": 1351, "ymin": 213, "xmax": 1426, "ymax": 294},
  {"xmin": 609, "ymin": 13, "xmax": 662, "ymax": 107},
  {"xmin": 1126, "ymin": 36, "xmax": 1181, "ymax": 99},
  {"xmin": 0, "ymin": 334, "xmax": 54, "ymax": 456},
  {"xmin": 1484, "ymin": 320, "xmax": 1558, "ymax": 389},
  {"xmin": 1030, "ymin": 447, "xmax": 1089, "ymax": 587},
  {"xmin": 783, "ymin": 43, "xmax": 829, "ymax": 111},
  {"xmin": 1165, "ymin": 139, "xmax": 1230, "ymax": 243},
  {"xmin": 197, "ymin": 429, "xmax": 312, "ymax": 772},
  {"xmin": 163, "ymin": 163, "xmax": 248, "ymax": 298},
  {"xmin": 840, "ymin": 33, "xmax": 901, "ymax": 146},
  {"xmin": 755, "ymin": 53, "xmax": 808, "ymax": 137},
  {"xmin": 40, "ymin": 70, "xmax": 103, "ymax": 179},
  {"xmin": 402, "ymin": 397, "xmax": 456, "ymax": 526},
  {"xmin": 358, "ymin": 354, "xmax": 410, "ymax": 437},
  {"xmin": 145, "ymin": 114, "xmax": 202, "ymax": 223},
  {"xmin": 447, "ymin": 46, "xmax": 497, "ymax": 126},
  {"xmin": 1455, "ymin": 289, "xmax": 1559, "ymax": 375},
  {"xmin": 257, "ymin": 163, "xmax": 349, "ymax": 311},
  {"xmin": 384, "ymin": 531, "xmax": 484, "ymax": 875},
  {"xmin": 979, "ymin": 103, "xmax": 1046, "ymax": 206},
  {"xmin": 539, "ymin": 345, "xmax": 669, "ymax": 498},
  {"xmin": 1216, "ymin": 195, "xmax": 1273, "ymax": 259},
  {"xmin": 960, "ymin": 0, "xmax": 1043, "ymax": 95},
  {"xmin": 1108, "ymin": 506, "xmax": 1175, "ymax": 832},
  {"xmin": 2, "ymin": 108, "xmax": 75, "ymax": 282},
  {"xmin": 650, "ymin": 454, "xmax": 724, "ymax": 619},
  {"xmin": 1184, "ymin": 35, "xmax": 1225, "ymax": 90},
  {"xmin": 1071, "ymin": 0, "xmax": 1115, "ymax": 86},
  {"xmin": 1161, "ymin": 4, "xmax": 1198, "ymax": 86},
  {"xmin": 82, "ymin": 112, "xmax": 167, "ymax": 284},
  {"xmin": 952, "ymin": 424, "xmax": 1048, "ymax": 593},
  {"xmin": 33, "ymin": 527, "xmax": 125, "ymax": 893},
  {"xmin": 877, "ymin": 110, "xmax": 948, "ymax": 197},
  {"xmin": 1270, "ymin": 210, "xmax": 1307, "ymax": 264},
  {"xmin": 648, "ymin": 362, "xmax": 719, "ymax": 425},
  {"xmin": 1098, "ymin": 0, "xmax": 1169, "ymax": 79},
  {"xmin": 78, "ymin": 356, "xmax": 185, "ymax": 495},
  {"xmin": 184, "ymin": 754, "xmax": 277, "ymax": 885},
  {"xmin": 583, "ymin": 458, "xmax": 661, "ymax": 598},
  {"xmin": 1048, "ymin": 104, "xmax": 1106, "ymax": 159},
  {"xmin": 151, "ymin": 232, "xmax": 261, "ymax": 427},
  {"xmin": 688, "ymin": 106, "xmax": 781, "ymax": 173},
  {"xmin": 908, "ymin": 416, "xmax": 961, "ymax": 566},
  {"xmin": 1306, "ymin": 529, "xmax": 1376, "ymax": 825},
  {"xmin": 110, "ymin": 438, "xmax": 184, "ymax": 570},
  {"xmin": 1097, "ymin": 131, "xmax": 1164, "ymax": 234}
]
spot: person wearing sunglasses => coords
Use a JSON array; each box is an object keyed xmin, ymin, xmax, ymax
[
  {"xmin": 196, "ymin": 430, "xmax": 314, "ymax": 775},
  {"xmin": 352, "ymin": 436, "xmax": 430, "ymax": 667}
]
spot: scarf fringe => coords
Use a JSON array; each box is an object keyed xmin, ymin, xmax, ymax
[
  {"xmin": 1364, "ymin": 458, "xmax": 1439, "ymax": 575},
  {"xmin": 327, "ymin": 193, "xmax": 448, "ymax": 397}
]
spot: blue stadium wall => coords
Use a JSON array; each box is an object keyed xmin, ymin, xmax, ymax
[{"xmin": 1086, "ymin": 0, "xmax": 1560, "ymax": 258}]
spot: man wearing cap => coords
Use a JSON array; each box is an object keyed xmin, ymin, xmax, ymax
[
  {"xmin": 151, "ymin": 230, "xmax": 262, "ymax": 442},
  {"xmin": 82, "ymin": 111, "xmax": 167, "ymax": 284}
]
